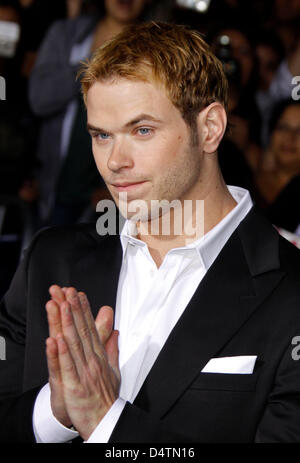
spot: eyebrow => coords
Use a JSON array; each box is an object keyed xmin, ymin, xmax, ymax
[{"xmin": 87, "ymin": 114, "xmax": 162, "ymax": 133}]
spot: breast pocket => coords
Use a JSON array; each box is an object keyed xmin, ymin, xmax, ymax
[{"xmin": 189, "ymin": 362, "xmax": 263, "ymax": 392}]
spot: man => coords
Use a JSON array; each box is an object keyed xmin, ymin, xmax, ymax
[{"xmin": 1, "ymin": 21, "xmax": 300, "ymax": 443}]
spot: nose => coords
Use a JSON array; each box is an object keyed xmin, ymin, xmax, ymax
[{"xmin": 107, "ymin": 137, "xmax": 134, "ymax": 172}]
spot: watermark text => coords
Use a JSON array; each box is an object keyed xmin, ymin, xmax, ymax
[
  {"xmin": 292, "ymin": 76, "xmax": 300, "ymax": 101},
  {"xmin": 96, "ymin": 193, "xmax": 205, "ymax": 245},
  {"xmin": 0, "ymin": 76, "xmax": 6, "ymax": 101},
  {"xmin": 0, "ymin": 336, "xmax": 6, "ymax": 360}
]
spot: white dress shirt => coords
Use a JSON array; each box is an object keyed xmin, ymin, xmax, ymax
[{"xmin": 33, "ymin": 186, "xmax": 253, "ymax": 442}]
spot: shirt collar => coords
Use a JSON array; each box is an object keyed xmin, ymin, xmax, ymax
[{"xmin": 120, "ymin": 186, "xmax": 253, "ymax": 271}]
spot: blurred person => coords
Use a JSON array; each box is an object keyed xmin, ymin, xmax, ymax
[
  {"xmin": 216, "ymin": 27, "xmax": 254, "ymax": 88},
  {"xmin": 28, "ymin": 0, "xmax": 154, "ymax": 228},
  {"xmin": 271, "ymin": 0, "xmax": 300, "ymax": 55},
  {"xmin": 255, "ymin": 30, "xmax": 285, "ymax": 147},
  {"xmin": 0, "ymin": 0, "xmax": 37, "ymax": 298},
  {"xmin": 0, "ymin": 1, "xmax": 20, "ymax": 79},
  {"xmin": 0, "ymin": 0, "xmax": 36, "ymax": 194},
  {"xmin": 210, "ymin": 25, "xmax": 262, "ymax": 172},
  {"xmin": 1, "ymin": 22, "xmax": 300, "ymax": 443},
  {"xmin": 17, "ymin": 0, "xmax": 66, "ymax": 69},
  {"xmin": 254, "ymin": 100, "xmax": 300, "ymax": 234},
  {"xmin": 211, "ymin": 22, "xmax": 300, "ymax": 171},
  {"xmin": 256, "ymin": 33, "xmax": 285, "ymax": 92},
  {"xmin": 255, "ymin": 30, "xmax": 300, "ymax": 148}
]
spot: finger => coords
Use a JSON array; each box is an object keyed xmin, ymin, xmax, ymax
[
  {"xmin": 60, "ymin": 300, "xmax": 86, "ymax": 370},
  {"xmin": 49, "ymin": 285, "xmax": 66, "ymax": 304},
  {"xmin": 46, "ymin": 337, "xmax": 61, "ymax": 383},
  {"xmin": 56, "ymin": 333, "xmax": 80, "ymax": 386},
  {"xmin": 65, "ymin": 288, "xmax": 94, "ymax": 359},
  {"xmin": 78, "ymin": 292, "xmax": 108, "ymax": 354},
  {"xmin": 105, "ymin": 330, "xmax": 120, "ymax": 381},
  {"xmin": 46, "ymin": 299, "xmax": 62, "ymax": 338},
  {"xmin": 95, "ymin": 306, "xmax": 114, "ymax": 346}
]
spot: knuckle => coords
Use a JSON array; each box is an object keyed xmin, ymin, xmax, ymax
[
  {"xmin": 64, "ymin": 361, "xmax": 76, "ymax": 374},
  {"xmin": 68, "ymin": 338, "xmax": 82, "ymax": 353},
  {"xmin": 88, "ymin": 355, "xmax": 103, "ymax": 376},
  {"xmin": 69, "ymin": 384, "xmax": 84, "ymax": 398},
  {"xmin": 49, "ymin": 377, "xmax": 62, "ymax": 389},
  {"xmin": 79, "ymin": 325, "xmax": 91, "ymax": 340}
]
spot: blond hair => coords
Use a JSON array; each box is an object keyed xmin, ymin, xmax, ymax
[{"xmin": 80, "ymin": 21, "xmax": 228, "ymax": 129}]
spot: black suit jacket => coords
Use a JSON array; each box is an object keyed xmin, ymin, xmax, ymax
[{"xmin": 0, "ymin": 207, "xmax": 300, "ymax": 442}]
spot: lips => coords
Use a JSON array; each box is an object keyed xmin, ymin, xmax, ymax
[
  {"xmin": 112, "ymin": 181, "xmax": 144, "ymax": 187},
  {"xmin": 111, "ymin": 181, "xmax": 147, "ymax": 192}
]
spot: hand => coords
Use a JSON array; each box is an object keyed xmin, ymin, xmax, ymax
[
  {"xmin": 46, "ymin": 286, "xmax": 71, "ymax": 427},
  {"xmin": 46, "ymin": 286, "xmax": 120, "ymax": 440}
]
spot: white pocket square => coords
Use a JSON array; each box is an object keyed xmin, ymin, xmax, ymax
[{"xmin": 201, "ymin": 356, "xmax": 257, "ymax": 374}]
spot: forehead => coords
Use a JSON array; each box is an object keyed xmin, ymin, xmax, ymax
[{"xmin": 86, "ymin": 78, "xmax": 179, "ymax": 126}]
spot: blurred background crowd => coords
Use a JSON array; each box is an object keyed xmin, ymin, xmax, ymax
[{"xmin": 0, "ymin": 0, "xmax": 299, "ymax": 297}]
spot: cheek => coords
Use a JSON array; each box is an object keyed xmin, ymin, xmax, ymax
[
  {"xmin": 92, "ymin": 146, "xmax": 107, "ymax": 177},
  {"xmin": 151, "ymin": 135, "xmax": 186, "ymax": 169}
]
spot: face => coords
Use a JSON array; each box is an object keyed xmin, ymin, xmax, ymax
[
  {"xmin": 86, "ymin": 78, "xmax": 204, "ymax": 221},
  {"xmin": 221, "ymin": 29, "xmax": 254, "ymax": 87},
  {"xmin": 104, "ymin": 0, "xmax": 148, "ymax": 23},
  {"xmin": 270, "ymin": 105, "xmax": 300, "ymax": 171}
]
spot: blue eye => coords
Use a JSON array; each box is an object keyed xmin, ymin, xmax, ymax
[
  {"xmin": 98, "ymin": 132, "xmax": 110, "ymax": 140},
  {"xmin": 137, "ymin": 128, "xmax": 151, "ymax": 136}
]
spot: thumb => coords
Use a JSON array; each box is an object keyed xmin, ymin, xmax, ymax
[
  {"xmin": 95, "ymin": 305, "xmax": 114, "ymax": 345},
  {"xmin": 105, "ymin": 330, "xmax": 120, "ymax": 381}
]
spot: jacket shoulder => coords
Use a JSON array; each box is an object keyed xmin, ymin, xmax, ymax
[
  {"xmin": 278, "ymin": 233, "xmax": 300, "ymax": 280},
  {"xmin": 26, "ymin": 223, "xmax": 119, "ymax": 261}
]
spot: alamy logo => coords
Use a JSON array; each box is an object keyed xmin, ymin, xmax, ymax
[
  {"xmin": 291, "ymin": 76, "xmax": 300, "ymax": 101},
  {"xmin": 291, "ymin": 336, "xmax": 300, "ymax": 361},
  {"xmin": 0, "ymin": 76, "xmax": 6, "ymax": 100},
  {"xmin": 0, "ymin": 336, "xmax": 5, "ymax": 360},
  {"xmin": 95, "ymin": 193, "xmax": 205, "ymax": 245}
]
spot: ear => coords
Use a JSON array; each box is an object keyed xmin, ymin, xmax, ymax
[{"xmin": 197, "ymin": 102, "xmax": 227, "ymax": 154}]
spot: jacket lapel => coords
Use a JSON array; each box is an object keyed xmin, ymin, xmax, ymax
[
  {"xmin": 71, "ymin": 229, "xmax": 123, "ymax": 318},
  {"xmin": 134, "ymin": 208, "xmax": 286, "ymax": 417}
]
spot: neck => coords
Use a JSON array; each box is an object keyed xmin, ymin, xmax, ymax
[{"xmin": 135, "ymin": 167, "xmax": 237, "ymax": 268}]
